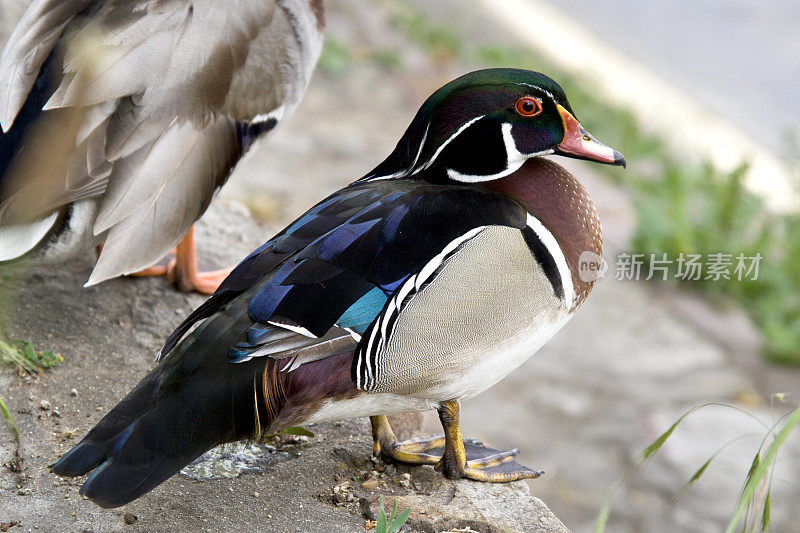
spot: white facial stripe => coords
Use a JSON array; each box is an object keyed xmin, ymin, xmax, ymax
[
  {"xmin": 365, "ymin": 123, "xmax": 430, "ymax": 181},
  {"xmin": 365, "ymin": 171, "xmax": 404, "ymax": 182},
  {"xmin": 503, "ymin": 122, "xmax": 527, "ymax": 169},
  {"xmin": 516, "ymin": 82, "xmax": 555, "ymax": 101},
  {"xmin": 422, "ymin": 115, "xmax": 485, "ymax": 171},
  {"xmin": 525, "ymin": 213, "xmax": 575, "ymax": 307},
  {"xmin": 447, "ymin": 122, "xmax": 542, "ymax": 183},
  {"xmin": 409, "ymin": 123, "xmax": 429, "ymax": 171}
]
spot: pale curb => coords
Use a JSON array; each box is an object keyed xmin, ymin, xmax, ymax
[{"xmin": 478, "ymin": 0, "xmax": 798, "ymax": 213}]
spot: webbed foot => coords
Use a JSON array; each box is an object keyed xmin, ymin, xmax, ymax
[{"xmin": 369, "ymin": 403, "xmax": 543, "ymax": 483}]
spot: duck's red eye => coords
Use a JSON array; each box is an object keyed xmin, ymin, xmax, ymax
[{"xmin": 515, "ymin": 97, "xmax": 542, "ymax": 117}]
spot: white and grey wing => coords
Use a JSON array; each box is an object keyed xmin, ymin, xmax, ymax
[
  {"xmin": 87, "ymin": 116, "xmax": 240, "ymax": 285},
  {"xmin": 0, "ymin": 0, "xmax": 94, "ymax": 131},
  {"xmin": 1, "ymin": 0, "xmax": 322, "ymax": 272}
]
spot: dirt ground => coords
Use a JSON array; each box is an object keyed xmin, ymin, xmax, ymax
[{"xmin": 0, "ymin": 202, "xmax": 567, "ymax": 533}]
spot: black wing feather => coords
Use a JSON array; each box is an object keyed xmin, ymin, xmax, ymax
[{"xmin": 160, "ymin": 180, "xmax": 526, "ymax": 358}]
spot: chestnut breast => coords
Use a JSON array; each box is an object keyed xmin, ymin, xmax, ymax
[{"xmin": 488, "ymin": 157, "xmax": 602, "ymax": 309}]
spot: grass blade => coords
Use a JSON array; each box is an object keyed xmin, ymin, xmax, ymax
[
  {"xmin": 281, "ymin": 426, "xmax": 315, "ymax": 438},
  {"xmin": 760, "ymin": 489, "xmax": 771, "ymax": 531},
  {"xmin": 0, "ymin": 394, "xmax": 20, "ymax": 447},
  {"xmin": 641, "ymin": 418, "xmax": 682, "ymax": 460},
  {"xmin": 725, "ymin": 405, "xmax": 800, "ymax": 533},
  {"xmin": 593, "ymin": 501, "xmax": 611, "ymax": 533},
  {"xmin": 389, "ymin": 508, "xmax": 411, "ymax": 533},
  {"xmin": 376, "ymin": 495, "xmax": 387, "ymax": 533},
  {"xmin": 677, "ymin": 455, "xmax": 714, "ymax": 498}
]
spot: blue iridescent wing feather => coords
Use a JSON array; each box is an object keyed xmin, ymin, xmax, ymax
[{"xmin": 159, "ymin": 180, "xmax": 526, "ymax": 361}]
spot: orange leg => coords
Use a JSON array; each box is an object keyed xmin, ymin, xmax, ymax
[
  {"xmin": 164, "ymin": 226, "xmax": 232, "ymax": 295},
  {"xmin": 120, "ymin": 226, "xmax": 230, "ymax": 295}
]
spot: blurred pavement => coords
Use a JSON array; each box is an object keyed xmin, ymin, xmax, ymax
[{"xmin": 540, "ymin": 0, "xmax": 800, "ymax": 155}]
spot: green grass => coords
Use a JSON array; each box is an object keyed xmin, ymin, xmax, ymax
[
  {"xmin": 318, "ymin": 36, "xmax": 353, "ymax": 76},
  {"xmin": 0, "ymin": 268, "xmax": 62, "ymax": 449},
  {"xmin": 0, "ymin": 339, "xmax": 62, "ymax": 374},
  {"xmin": 374, "ymin": 495, "xmax": 411, "ymax": 533},
  {"xmin": 381, "ymin": 3, "xmax": 800, "ymax": 364},
  {"xmin": 595, "ymin": 400, "xmax": 800, "ymax": 532},
  {"xmin": 0, "ymin": 340, "xmax": 61, "ymax": 454},
  {"xmin": 0, "ymin": 394, "xmax": 20, "ymax": 449}
]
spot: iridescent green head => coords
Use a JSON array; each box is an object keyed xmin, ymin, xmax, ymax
[{"xmin": 365, "ymin": 68, "xmax": 625, "ymax": 183}]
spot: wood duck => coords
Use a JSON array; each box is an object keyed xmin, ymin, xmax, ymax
[
  {"xmin": 53, "ymin": 68, "xmax": 625, "ymax": 507},
  {"xmin": 0, "ymin": 0, "xmax": 324, "ymax": 293}
]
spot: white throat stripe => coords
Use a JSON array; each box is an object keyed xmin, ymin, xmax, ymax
[
  {"xmin": 446, "ymin": 122, "xmax": 528, "ymax": 183},
  {"xmin": 525, "ymin": 213, "xmax": 574, "ymax": 307}
]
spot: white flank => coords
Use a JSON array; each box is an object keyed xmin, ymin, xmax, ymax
[
  {"xmin": 0, "ymin": 212, "xmax": 58, "ymax": 261},
  {"xmin": 526, "ymin": 212, "xmax": 575, "ymax": 307},
  {"xmin": 426, "ymin": 312, "xmax": 572, "ymax": 402},
  {"xmin": 304, "ymin": 393, "xmax": 439, "ymax": 425}
]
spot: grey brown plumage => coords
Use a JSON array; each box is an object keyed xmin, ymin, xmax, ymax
[{"xmin": 0, "ymin": 0, "xmax": 324, "ymax": 283}]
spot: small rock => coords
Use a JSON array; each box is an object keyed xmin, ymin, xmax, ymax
[
  {"xmin": 70, "ymin": 388, "xmax": 78, "ymax": 397},
  {"xmin": 361, "ymin": 478, "xmax": 380, "ymax": 491},
  {"xmin": 123, "ymin": 513, "xmax": 137, "ymax": 525},
  {"xmin": 51, "ymin": 409, "xmax": 61, "ymax": 418},
  {"xmin": 39, "ymin": 400, "xmax": 50, "ymax": 411},
  {"xmin": 253, "ymin": 491, "xmax": 260, "ymax": 498},
  {"xmin": 18, "ymin": 488, "xmax": 32, "ymax": 496}
]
